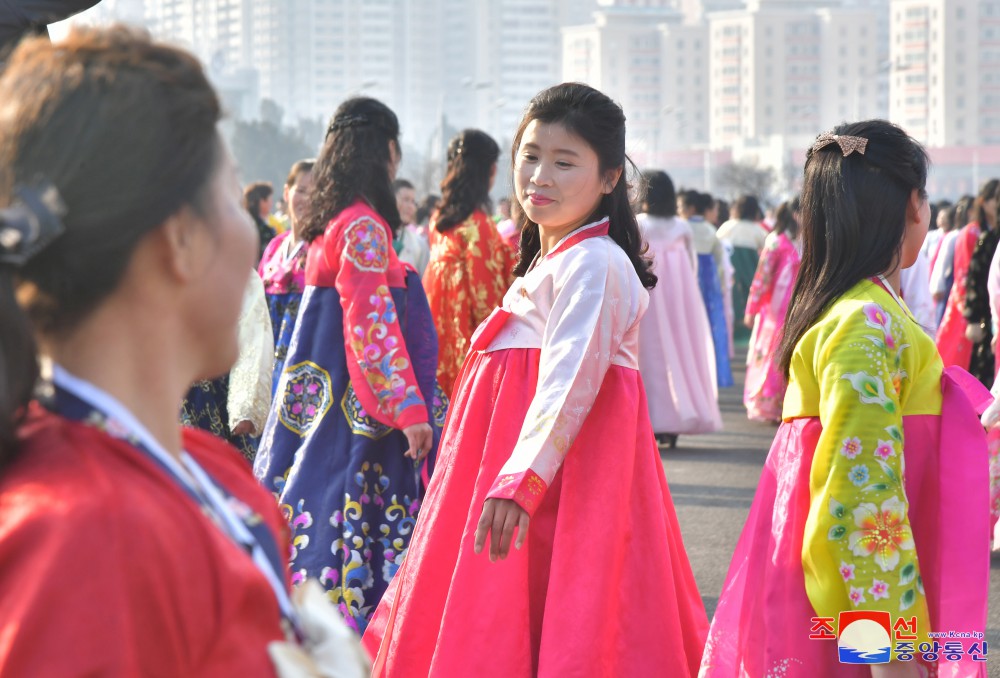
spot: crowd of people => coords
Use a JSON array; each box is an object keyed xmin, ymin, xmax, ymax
[{"xmin": 0, "ymin": 25, "xmax": 995, "ymax": 678}]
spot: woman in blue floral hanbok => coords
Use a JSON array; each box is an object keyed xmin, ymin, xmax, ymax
[
  {"xmin": 253, "ymin": 98, "xmax": 447, "ymax": 633},
  {"xmin": 258, "ymin": 160, "xmax": 313, "ymax": 392}
]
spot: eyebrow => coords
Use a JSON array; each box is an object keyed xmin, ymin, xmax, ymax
[{"xmin": 522, "ymin": 142, "xmax": 581, "ymax": 158}]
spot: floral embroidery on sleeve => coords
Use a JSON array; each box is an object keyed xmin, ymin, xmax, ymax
[
  {"xmin": 805, "ymin": 299, "xmax": 928, "ymax": 634},
  {"xmin": 344, "ymin": 217, "xmax": 390, "ymax": 273},
  {"xmin": 335, "ymin": 215, "xmax": 427, "ymax": 429}
]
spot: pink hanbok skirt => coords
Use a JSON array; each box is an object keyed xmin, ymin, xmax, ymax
[
  {"xmin": 700, "ymin": 367, "xmax": 991, "ymax": 677},
  {"xmin": 364, "ymin": 346, "xmax": 708, "ymax": 677}
]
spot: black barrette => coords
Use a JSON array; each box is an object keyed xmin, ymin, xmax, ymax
[{"xmin": 0, "ymin": 181, "xmax": 67, "ymax": 267}]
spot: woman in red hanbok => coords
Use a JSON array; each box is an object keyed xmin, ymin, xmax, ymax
[
  {"xmin": 364, "ymin": 83, "xmax": 707, "ymax": 677},
  {"xmin": 0, "ymin": 28, "xmax": 316, "ymax": 676},
  {"xmin": 936, "ymin": 179, "xmax": 1000, "ymax": 368},
  {"xmin": 423, "ymin": 129, "xmax": 516, "ymax": 398}
]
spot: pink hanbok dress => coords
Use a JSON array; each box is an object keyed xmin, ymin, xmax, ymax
[
  {"xmin": 637, "ymin": 213, "xmax": 721, "ymax": 434},
  {"xmin": 743, "ymin": 231, "xmax": 801, "ymax": 423},
  {"xmin": 363, "ymin": 217, "xmax": 708, "ymax": 676},
  {"xmin": 701, "ymin": 278, "xmax": 991, "ymax": 677}
]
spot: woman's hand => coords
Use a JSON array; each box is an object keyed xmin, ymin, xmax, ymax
[
  {"xmin": 474, "ymin": 498, "xmax": 529, "ymax": 562},
  {"xmin": 232, "ymin": 420, "xmax": 256, "ymax": 436},
  {"xmin": 402, "ymin": 423, "xmax": 433, "ymax": 461},
  {"xmin": 743, "ymin": 314, "xmax": 755, "ymax": 329}
]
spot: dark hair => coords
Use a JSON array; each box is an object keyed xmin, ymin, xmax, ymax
[
  {"xmin": 303, "ymin": 97, "xmax": 401, "ymax": 242},
  {"xmin": 510, "ymin": 83, "xmax": 656, "ymax": 288},
  {"xmin": 776, "ymin": 120, "xmax": 929, "ymax": 376},
  {"xmin": 434, "ymin": 129, "xmax": 499, "ymax": 232},
  {"xmin": 416, "ymin": 194, "xmax": 439, "ymax": 225},
  {"xmin": 393, "ymin": 178, "xmax": 415, "ymax": 193},
  {"xmin": 733, "ymin": 194, "xmax": 763, "ymax": 221},
  {"xmin": 641, "ymin": 170, "xmax": 677, "ymax": 217},
  {"xmin": 679, "ymin": 189, "xmax": 712, "ymax": 216},
  {"xmin": 714, "ymin": 198, "xmax": 730, "ymax": 226},
  {"xmin": 772, "ymin": 197, "xmax": 800, "ymax": 240},
  {"xmin": 285, "ymin": 160, "xmax": 314, "ymax": 189},
  {"xmin": 954, "ymin": 194, "xmax": 975, "ymax": 230},
  {"xmin": 243, "ymin": 181, "xmax": 273, "ymax": 217},
  {"xmin": 973, "ymin": 178, "xmax": 1000, "ymax": 231},
  {"xmin": 0, "ymin": 25, "xmax": 221, "ymax": 463}
]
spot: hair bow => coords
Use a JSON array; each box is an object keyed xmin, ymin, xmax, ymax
[
  {"xmin": 811, "ymin": 132, "xmax": 868, "ymax": 157},
  {"xmin": 0, "ymin": 182, "xmax": 67, "ymax": 267}
]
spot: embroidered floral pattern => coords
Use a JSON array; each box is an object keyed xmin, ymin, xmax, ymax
[
  {"xmin": 847, "ymin": 496, "xmax": 915, "ymax": 572},
  {"xmin": 841, "ymin": 437, "xmax": 862, "ymax": 459},
  {"xmin": 344, "ymin": 216, "xmax": 389, "ymax": 272},
  {"xmin": 874, "ymin": 440, "xmax": 895, "ymax": 461},
  {"xmin": 341, "ymin": 383, "xmax": 393, "ymax": 440},
  {"xmin": 817, "ymin": 293, "xmax": 927, "ymax": 621},
  {"xmin": 347, "ymin": 285, "xmax": 425, "ymax": 421},
  {"xmin": 869, "ymin": 579, "xmax": 890, "ymax": 601},
  {"xmin": 313, "ymin": 460, "xmax": 420, "ymax": 631},
  {"xmin": 848, "ymin": 464, "xmax": 870, "ymax": 487},
  {"xmin": 278, "ymin": 361, "xmax": 334, "ymax": 436}
]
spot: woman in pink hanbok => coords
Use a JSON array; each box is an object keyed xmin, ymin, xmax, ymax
[
  {"xmin": 637, "ymin": 170, "xmax": 721, "ymax": 446},
  {"xmin": 363, "ymin": 83, "xmax": 708, "ymax": 677},
  {"xmin": 701, "ymin": 121, "xmax": 991, "ymax": 677},
  {"xmin": 743, "ymin": 199, "xmax": 801, "ymax": 423}
]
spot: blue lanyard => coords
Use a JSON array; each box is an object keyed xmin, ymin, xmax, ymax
[{"xmin": 46, "ymin": 367, "xmax": 300, "ymax": 637}]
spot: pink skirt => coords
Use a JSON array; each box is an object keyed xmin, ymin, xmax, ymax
[
  {"xmin": 364, "ymin": 347, "xmax": 708, "ymax": 676},
  {"xmin": 700, "ymin": 367, "xmax": 991, "ymax": 677}
]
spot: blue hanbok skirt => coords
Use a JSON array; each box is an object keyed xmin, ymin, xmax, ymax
[
  {"xmin": 697, "ymin": 252, "xmax": 734, "ymax": 388},
  {"xmin": 253, "ymin": 270, "xmax": 447, "ymax": 633}
]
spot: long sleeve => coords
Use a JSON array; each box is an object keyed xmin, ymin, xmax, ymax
[
  {"xmin": 227, "ymin": 271, "xmax": 275, "ymax": 434},
  {"xmin": 801, "ymin": 299, "xmax": 929, "ymax": 640},
  {"xmin": 745, "ymin": 236, "xmax": 779, "ymax": 318},
  {"xmin": 486, "ymin": 247, "xmax": 637, "ymax": 515},
  {"xmin": 335, "ymin": 214, "xmax": 428, "ymax": 430}
]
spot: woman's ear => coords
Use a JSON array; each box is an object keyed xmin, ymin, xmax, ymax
[
  {"xmin": 159, "ymin": 206, "xmax": 211, "ymax": 283},
  {"xmin": 602, "ymin": 166, "xmax": 624, "ymax": 195}
]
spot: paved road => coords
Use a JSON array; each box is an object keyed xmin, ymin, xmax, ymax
[{"xmin": 661, "ymin": 350, "xmax": 999, "ymax": 675}]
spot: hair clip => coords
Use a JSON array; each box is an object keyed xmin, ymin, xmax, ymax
[
  {"xmin": 0, "ymin": 181, "xmax": 67, "ymax": 267},
  {"xmin": 327, "ymin": 113, "xmax": 371, "ymax": 134},
  {"xmin": 811, "ymin": 132, "xmax": 868, "ymax": 157}
]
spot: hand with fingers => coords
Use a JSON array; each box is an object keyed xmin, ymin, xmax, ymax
[
  {"xmin": 402, "ymin": 423, "xmax": 433, "ymax": 462},
  {"xmin": 474, "ymin": 498, "xmax": 530, "ymax": 562}
]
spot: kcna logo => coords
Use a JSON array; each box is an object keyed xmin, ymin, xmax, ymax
[{"xmin": 838, "ymin": 611, "xmax": 892, "ymax": 664}]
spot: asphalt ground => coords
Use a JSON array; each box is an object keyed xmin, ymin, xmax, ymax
[{"xmin": 660, "ymin": 349, "xmax": 1000, "ymax": 675}]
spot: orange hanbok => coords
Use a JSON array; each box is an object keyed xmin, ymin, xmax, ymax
[{"xmin": 423, "ymin": 209, "xmax": 516, "ymax": 397}]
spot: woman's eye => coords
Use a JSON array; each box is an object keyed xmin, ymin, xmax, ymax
[
  {"xmin": 556, "ymin": 161, "xmax": 573, "ymax": 169},
  {"xmin": 522, "ymin": 154, "xmax": 537, "ymax": 162}
]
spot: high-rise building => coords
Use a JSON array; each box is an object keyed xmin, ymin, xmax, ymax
[
  {"xmin": 889, "ymin": 0, "xmax": 1000, "ymax": 147},
  {"xmin": 562, "ymin": 2, "xmax": 709, "ymax": 167},
  {"xmin": 707, "ymin": 0, "xmax": 878, "ymax": 150}
]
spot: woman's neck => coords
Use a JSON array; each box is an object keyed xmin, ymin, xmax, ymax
[
  {"xmin": 538, "ymin": 216, "xmax": 594, "ymax": 257},
  {"xmin": 880, "ymin": 268, "xmax": 902, "ymax": 295},
  {"xmin": 42, "ymin": 303, "xmax": 191, "ymax": 460}
]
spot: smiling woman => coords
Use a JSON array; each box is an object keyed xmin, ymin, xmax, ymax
[{"xmin": 364, "ymin": 83, "xmax": 708, "ymax": 678}]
